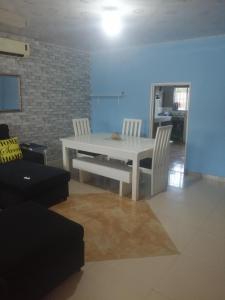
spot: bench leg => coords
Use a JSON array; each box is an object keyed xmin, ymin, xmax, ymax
[
  {"xmin": 119, "ymin": 181, "xmax": 131, "ymax": 197},
  {"xmin": 79, "ymin": 170, "xmax": 92, "ymax": 183}
]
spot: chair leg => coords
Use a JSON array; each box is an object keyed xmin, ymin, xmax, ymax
[
  {"xmin": 119, "ymin": 181, "xmax": 131, "ymax": 197},
  {"xmin": 150, "ymin": 174, "xmax": 154, "ymax": 197}
]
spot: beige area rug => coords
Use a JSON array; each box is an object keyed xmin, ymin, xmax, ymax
[{"xmin": 51, "ymin": 193, "xmax": 178, "ymax": 262}]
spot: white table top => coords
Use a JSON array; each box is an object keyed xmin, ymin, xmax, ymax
[{"xmin": 60, "ymin": 133, "xmax": 155, "ymax": 160}]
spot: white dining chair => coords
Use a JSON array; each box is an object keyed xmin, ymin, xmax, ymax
[
  {"xmin": 116, "ymin": 118, "xmax": 142, "ymax": 194},
  {"xmin": 72, "ymin": 118, "xmax": 95, "ymax": 182},
  {"xmin": 72, "ymin": 118, "xmax": 91, "ymax": 136},
  {"xmin": 122, "ymin": 118, "xmax": 142, "ymax": 137},
  {"xmin": 142, "ymin": 125, "xmax": 172, "ymax": 196},
  {"xmin": 121, "ymin": 126, "xmax": 172, "ymax": 197}
]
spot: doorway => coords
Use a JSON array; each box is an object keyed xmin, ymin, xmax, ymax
[{"xmin": 149, "ymin": 83, "xmax": 191, "ymax": 187}]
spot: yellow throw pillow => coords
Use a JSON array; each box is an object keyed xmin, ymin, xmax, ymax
[{"xmin": 0, "ymin": 137, "xmax": 23, "ymax": 163}]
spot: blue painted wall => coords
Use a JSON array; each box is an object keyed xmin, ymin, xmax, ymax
[{"xmin": 91, "ymin": 35, "xmax": 225, "ymax": 177}]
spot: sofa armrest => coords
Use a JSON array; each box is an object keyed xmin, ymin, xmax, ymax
[
  {"xmin": 0, "ymin": 277, "xmax": 8, "ymax": 300},
  {"xmin": 21, "ymin": 148, "xmax": 45, "ymax": 165}
]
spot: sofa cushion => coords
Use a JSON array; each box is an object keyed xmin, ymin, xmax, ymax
[
  {"xmin": 0, "ymin": 159, "xmax": 70, "ymax": 195},
  {"xmin": 0, "ymin": 202, "xmax": 84, "ymax": 299},
  {"xmin": 0, "ymin": 201, "xmax": 84, "ymax": 276},
  {"xmin": 0, "ymin": 137, "xmax": 23, "ymax": 164}
]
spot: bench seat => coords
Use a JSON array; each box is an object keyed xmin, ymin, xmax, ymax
[{"xmin": 73, "ymin": 157, "xmax": 132, "ymax": 196}]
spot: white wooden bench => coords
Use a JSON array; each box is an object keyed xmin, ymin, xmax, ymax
[{"xmin": 72, "ymin": 157, "xmax": 132, "ymax": 197}]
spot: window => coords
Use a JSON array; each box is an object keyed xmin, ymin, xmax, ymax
[
  {"xmin": 173, "ymin": 87, "xmax": 189, "ymax": 111},
  {"xmin": 0, "ymin": 75, "xmax": 21, "ymax": 112}
]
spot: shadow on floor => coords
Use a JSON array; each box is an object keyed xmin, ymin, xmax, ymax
[{"xmin": 43, "ymin": 271, "xmax": 83, "ymax": 300}]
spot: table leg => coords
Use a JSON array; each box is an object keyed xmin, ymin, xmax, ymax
[
  {"xmin": 132, "ymin": 157, "xmax": 140, "ymax": 201},
  {"xmin": 43, "ymin": 149, "xmax": 47, "ymax": 165},
  {"xmin": 62, "ymin": 145, "xmax": 70, "ymax": 171}
]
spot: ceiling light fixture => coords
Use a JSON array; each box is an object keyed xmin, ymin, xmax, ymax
[
  {"xmin": 102, "ymin": 11, "xmax": 122, "ymax": 37},
  {"xmin": 100, "ymin": 1, "xmax": 132, "ymax": 38}
]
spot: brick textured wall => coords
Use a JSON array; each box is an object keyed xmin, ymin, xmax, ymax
[{"xmin": 0, "ymin": 33, "xmax": 90, "ymax": 163}]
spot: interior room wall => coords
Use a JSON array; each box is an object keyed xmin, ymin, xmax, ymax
[
  {"xmin": 91, "ymin": 35, "xmax": 225, "ymax": 178},
  {"xmin": 0, "ymin": 33, "xmax": 91, "ymax": 164}
]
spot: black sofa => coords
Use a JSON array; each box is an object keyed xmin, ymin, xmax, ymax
[
  {"xmin": 0, "ymin": 201, "xmax": 84, "ymax": 300},
  {"xmin": 0, "ymin": 124, "xmax": 70, "ymax": 208},
  {"xmin": 0, "ymin": 124, "xmax": 85, "ymax": 299}
]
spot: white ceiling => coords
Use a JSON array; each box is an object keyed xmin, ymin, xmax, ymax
[{"xmin": 0, "ymin": 0, "xmax": 225, "ymax": 51}]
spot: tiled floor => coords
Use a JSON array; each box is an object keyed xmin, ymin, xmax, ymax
[
  {"xmin": 44, "ymin": 144, "xmax": 225, "ymax": 300},
  {"xmin": 168, "ymin": 143, "xmax": 185, "ymax": 188}
]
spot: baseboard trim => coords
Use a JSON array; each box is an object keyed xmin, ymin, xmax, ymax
[
  {"xmin": 186, "ymin": 171, "xmax": 202, "ymax": 177},
  {"xmin": 186, "ymin": 171, "xmax": 225, "ymax": 183},
  {"xmin": 202, "ymin": 174, "xmax": 225, "ymax": 183}
]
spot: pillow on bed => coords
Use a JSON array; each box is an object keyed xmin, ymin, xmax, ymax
[{"xmin": 0, "ymin": 137, "xmax": 23, "ymax": 164}]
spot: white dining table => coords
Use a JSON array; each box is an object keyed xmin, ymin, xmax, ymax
[{"xmin": 60, "ymin": 133, "xmax": 155, "ymax": 201}]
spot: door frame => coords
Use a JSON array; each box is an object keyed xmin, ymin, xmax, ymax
[{"xmin": 149, "ymin": 82, "xmax": 192, "ymax": 172}]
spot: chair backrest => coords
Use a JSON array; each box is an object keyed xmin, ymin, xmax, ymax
[
  {"xmin": 72, "ymin": 118, "xmax": 91, "ymax": 136},
  {"xmin": 151, "ymin": 125, "xmax": 172, "ymax": 196},
  {"xmin": 122, "ymin": 119, "xmax": 142, "ymax": 137}
]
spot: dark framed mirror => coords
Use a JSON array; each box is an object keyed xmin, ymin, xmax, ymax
[{"xmin": 0, "ymin": 74, "xmax": 22, "ymax": 112}]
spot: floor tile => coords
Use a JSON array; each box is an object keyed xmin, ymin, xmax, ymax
[
  {"xmin": 45, "ymin": 257, "xmax": 178, "ymax": 300},
  {"xmin": 145, "ymin": 290, "xmax": 173, "ymax": 300},
  {"xmin": 200, "ymin": 200, "xmax": 225, "ymax": 239},
  {"xmin": 153, "ymin": 254, "xmax": 225, "ymax": 300},
  {"xmin": 153, "ymin": 212, "xmax": 198, "ymax": 251},
  {"xmin": 148, "ymin": 181, "xmax": 220, "ymax": 228},
  {"xmin": 183, "ymin": 230, "xmax": 225, "ymax": 269}
]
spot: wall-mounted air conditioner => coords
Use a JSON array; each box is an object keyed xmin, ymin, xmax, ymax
[{"xmin": 0, "ymin": 37, "xmax": 30, "ymax": 57}]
